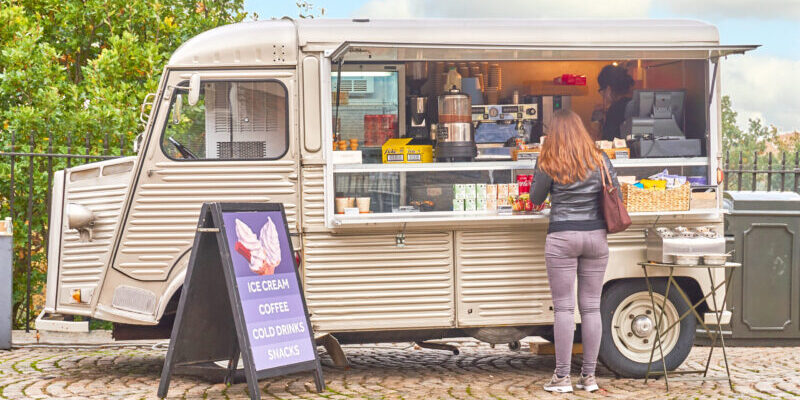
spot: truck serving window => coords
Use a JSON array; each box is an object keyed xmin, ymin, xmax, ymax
[{"xmin": 161, "ymin": 80, "xmax": 288, "ymax": 160}]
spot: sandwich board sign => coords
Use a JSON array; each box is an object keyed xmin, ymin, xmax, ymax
[{"xmin": 158, "ymin": 202, "xmax": 324, "ymax": 399}]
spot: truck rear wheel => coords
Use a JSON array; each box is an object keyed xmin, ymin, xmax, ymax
[{"xmin": 598, "ymin": 279, "xmax": 695, "ymax": 378}]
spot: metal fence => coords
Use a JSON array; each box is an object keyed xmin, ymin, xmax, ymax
[
  {"xmin": 0, "ymin": 131, "xmax": 131, "ymax": 331},
  {"xmin": 724, "ymin": 151, "xmax": 800, "ymax": 192}
]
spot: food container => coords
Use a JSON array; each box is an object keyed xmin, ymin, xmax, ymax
[
  {"xmin": 453, "ymin": 184, "xmax": 466, "ymax": 200},
  {"xmin": 382, "ymin": 138, "xmax": 433, "ymax": 163},
  {"xmin": 703, "ymin": 254, "xmax": 729, "ymax": 265},
  {"xmin": 452, "ymin": 199, "xmax": 465, "ymax": 211},
  {"xmin": 498, "ymin": 184, "xmax": 509, "ymax": 199},
  {"xmin": 464, "ymin": 184, "xmax": 476, "ymax": 199},
  {"xmin": 486, "ymin": 184, "xmax": 497, "ymax": 199},
  {"xmin": 486, "ymin": 198, "xmax": 497, "ymax": 211},
  {"xmin": 464, "ymin": 198, "xmax": 476, "ymax": 211},
  {"xmin": 674, "ymin": 254, "xmax": 700, "ymax": 266},
  {"xmin": 509, "ymin": 183, "xmax": 519, "ymax": 197},
  {"xmin": 475, "ymin": 184, "xmax": 487, "ymax": 199},
  {"xmin": 335, "ymin": 197, "xmax": 348, "ymax": 214},
  {"xmin": 476, "ymin": 197, "xmax": 487, "ymax": 211},
  {"xmin": 356, "ymin": 197, "xmax": 371, "ymax": 213}
]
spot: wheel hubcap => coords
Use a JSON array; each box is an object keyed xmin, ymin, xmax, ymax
[
  {"xmin": 611, "ymin": 292, "xmax": 680, "ymax": 364},
  {"xmin": 631, "ymin": 315, "xmax": 654, "ymax": 337}
]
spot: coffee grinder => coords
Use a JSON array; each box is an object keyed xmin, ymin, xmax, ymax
[{"xmin": 405, "ymin": 62, "xmax": 431, "ymax": 143}]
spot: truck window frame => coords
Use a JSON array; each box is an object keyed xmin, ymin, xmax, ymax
[{"xmin": 159, "ymin": 79, "xmax": 291, "ymax": 162}]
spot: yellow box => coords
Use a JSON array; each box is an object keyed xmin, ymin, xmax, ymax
[{"xmin": 381, "ymin": 138, "xmax": 433, "ymax": 163}]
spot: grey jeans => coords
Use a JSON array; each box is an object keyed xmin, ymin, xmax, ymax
[{"xmin": 544, "ymin": 229, "xmax": 609, "ymax": 377}]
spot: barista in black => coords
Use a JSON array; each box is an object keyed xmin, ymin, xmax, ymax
[{"xmin": 597, "ymin": 65, "xmax": 635, "ymax": 141}]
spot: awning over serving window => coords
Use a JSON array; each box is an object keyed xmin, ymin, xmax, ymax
[{"xmin": 329, "ymin": 42, "xmax": 759, "ymax": 63}]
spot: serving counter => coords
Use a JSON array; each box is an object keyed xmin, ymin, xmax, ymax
[{"xmin": 325, "ymin": 156, "xmax": 716, "ymax": 229}]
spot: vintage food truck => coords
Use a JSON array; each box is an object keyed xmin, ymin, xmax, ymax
[{"xmin": 40, "ymin": 18, "xmax": 755, "ymax": 377}]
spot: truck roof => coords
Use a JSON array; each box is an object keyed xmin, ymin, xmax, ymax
[{"xmin": 167, "ymin": 18, "xmax": 720, "ymax": 68}]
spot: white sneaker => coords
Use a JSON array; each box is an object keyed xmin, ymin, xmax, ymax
[
  {"xmin": 575, "ymin": 374, "xmax": 599, "ymax": 392},
  {"xmin": 543, "ymin": 373, "xmax": 573, "ymax": 393}
]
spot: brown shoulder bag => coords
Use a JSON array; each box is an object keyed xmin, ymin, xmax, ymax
[{"xmin": 600, "ymin": 161, "xmax": 631, "ymax": 233}]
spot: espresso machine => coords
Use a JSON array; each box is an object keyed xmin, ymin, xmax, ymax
[
  {"xmin": 436, "ymin": 89, "xmax": 477, "ymax": 161},
  {"xmin": 405, "ymin": 62, "xmax": 431, "ymax": 143},
  {"xmin": 472, "ymin": 103, "xmax": 539, "ymax": 160}
]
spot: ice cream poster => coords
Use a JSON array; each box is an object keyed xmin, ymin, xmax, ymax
[{"xmin": 221, "ymin": 210, "xmax": 316, "ymax": 371}]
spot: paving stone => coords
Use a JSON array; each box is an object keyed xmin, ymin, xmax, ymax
[{"xmin": 0, "ymin": 341, "xmax": 797, "ymax": 399}]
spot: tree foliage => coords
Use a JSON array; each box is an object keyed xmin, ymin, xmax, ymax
[
  {"xmin": 721, "ymin": 95, "xmax": 797, "ymax": 191},
  {"xmin": 0, "ymin": 0, "xmax": 249, "ymax": 328}
]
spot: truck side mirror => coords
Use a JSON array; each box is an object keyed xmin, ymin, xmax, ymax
[
  {"xmin": 172, "ymin": 94, "xmax": 183, "ymax": 124},
  {"xmin": 188, "ymin": 73, "xmax": 200, "ymax": 106}
]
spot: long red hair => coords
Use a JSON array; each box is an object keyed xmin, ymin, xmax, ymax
[{"xmin": 537, "ymin": 110, "xmax": 604, "ymax": 184}]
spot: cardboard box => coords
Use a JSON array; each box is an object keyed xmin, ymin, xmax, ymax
[
  {"xmin": 464, "ymin": 184, "xmax": 476, "ymax": 199},
  {"xmin": 452, "ymin": 199, "xmax": 465, "ymax": 211},
  {"xmin": 498, "ymin": 184, "xmax": 509, "ymax": 199},
  {"xmin": 332, "ymin": 150, "xmax": 363, "ymax": 164},
  {"xmin": 475, "ymin": 184, "xmax": 487, "ymax": 199},
  {"xmin": 465, "ymin": 198, "xmax": 476, "ymax": 211},
  {"xmin": 486, "ymin": 184, "xmax": 497, "ymax": 199},
  {"xmin": 382, "ymin": 138, "xmax": 434, "ymax": 163},
  {"xmin": 453, "ymin": 184, "xmax": 466, "ymax": 200},
  {"xmin": 691, "ymin": 191, "xmax": 717, "ymax": 210}
]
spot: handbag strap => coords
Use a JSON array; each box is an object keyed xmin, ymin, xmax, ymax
[{"xmin": 599, "ymin": 158, "xmax": 612, "ymax": 190}]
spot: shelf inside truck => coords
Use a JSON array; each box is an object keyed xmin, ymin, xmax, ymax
[{"xmin": 332, "ymin": 157, "xmax": 708, "ymax": 173}]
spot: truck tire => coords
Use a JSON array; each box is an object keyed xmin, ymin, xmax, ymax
[
  {"xmin": 598, "ymin": 279, "xmax": 695, "ymax": 378},
  {"xmin": 541, "ymin": 326, "xmax": 582, "ymax": 344}
]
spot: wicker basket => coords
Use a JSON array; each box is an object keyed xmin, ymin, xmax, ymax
[{"xmin": 621, "ymin": 183, "xmax": 690, "ymax": 212}]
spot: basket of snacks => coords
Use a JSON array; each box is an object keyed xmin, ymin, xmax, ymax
[{"xmin": 622, "ymin": 182, "xmax": 690, "ymax": 212}]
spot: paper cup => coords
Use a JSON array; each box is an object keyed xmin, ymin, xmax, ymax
[
  {"xmin": 356, "ymin": 197, "xmax": 371, "ymax": 213},
  {"xmin": 335, "ymin": 197, "xmax": 348, "ymax": 214}
]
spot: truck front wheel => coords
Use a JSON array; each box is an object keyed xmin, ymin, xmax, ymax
[{"xmin": 598, "ymin": 279, "xmax": 695, "ymax": 378}]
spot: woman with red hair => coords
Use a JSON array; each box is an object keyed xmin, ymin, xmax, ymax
[{"xmin": 532, "ymin": 109, "xmax": 621, "ymax": 393}]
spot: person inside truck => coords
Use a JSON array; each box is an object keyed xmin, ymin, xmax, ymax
[
  {"xmin": 596, "ymin": 64, "xmax": 635, "ymax": 141},
  {"xmin": 532, "ymin": 109, "xmax": 621, "ymax": 394}
]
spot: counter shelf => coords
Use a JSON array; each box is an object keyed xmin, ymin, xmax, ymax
[
  {"xmin": 327, "ymin": 156, "xmax": 716, "ymax": 227},
  {"xmin": 331, "ymin": 157, "xmax": 709, "ymax": 173},
  {"xmin": 330, "ymin": 208, "xmax": 722, "ymax": 226}
]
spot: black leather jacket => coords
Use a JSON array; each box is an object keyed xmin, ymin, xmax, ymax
[{"xmin": 532, "ymin": 153, "xmax": 621, "ymax": 232}]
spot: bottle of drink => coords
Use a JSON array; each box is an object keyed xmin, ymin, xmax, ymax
[{"xmin": 444, "ymin": 67, "xmax": 462, "ymax": 91}]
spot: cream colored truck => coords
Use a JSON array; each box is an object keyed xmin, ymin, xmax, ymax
[{"xmin": 40, "ymin": 18, "xmax": 755, "ymax": 377}]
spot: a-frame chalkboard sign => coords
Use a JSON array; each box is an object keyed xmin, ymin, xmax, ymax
[{"xmin": 158, "ymin": 202, "xmax": 324, "ymax": 399}]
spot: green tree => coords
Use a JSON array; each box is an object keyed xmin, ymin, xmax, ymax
[
  {"xmin": 722, "ymin": 95, "xmax": 777, "ymax": 157},
  {"xmin": 722, "ymin": 95, "xmax": 789, "ymax": 190},
  {"xmin": 0, "ymin": 0, "xmax": 250, "ymax": 328}
]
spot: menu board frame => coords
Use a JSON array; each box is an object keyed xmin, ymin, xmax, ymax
[{"xmin": 158, "ymin": 202, "xmax": 324, "ymax": 399}]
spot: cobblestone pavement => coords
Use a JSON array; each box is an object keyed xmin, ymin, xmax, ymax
[{"xmin": 1, "ymin": 339, "xmax": 799, "ymax": 399}]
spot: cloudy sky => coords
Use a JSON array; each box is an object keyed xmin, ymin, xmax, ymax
[{"xmin": 246, "ymin": 0, "xmax": 800, "ymax": 132}]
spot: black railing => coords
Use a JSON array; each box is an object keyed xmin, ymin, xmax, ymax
[
  {"xmin": 724, "ymin": 151, "xmax": 800, "ymax": 192},
  {"xmin": 0, "ymin": 130, "xmax": 132, "ymax": 331}
]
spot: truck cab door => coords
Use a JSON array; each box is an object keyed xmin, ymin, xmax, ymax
[{"xmin": 110, "ymin": 71, "xmax": 299, "ymax": 288}]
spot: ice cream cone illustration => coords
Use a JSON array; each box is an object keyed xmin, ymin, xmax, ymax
[{"xmin": 234, "ymin": 218, "xmax": 281, "ymax": 275}]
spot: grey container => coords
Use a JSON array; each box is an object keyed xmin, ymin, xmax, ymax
[
  {"xmin": 0, "ymin": 233, "xmax": 11, "ymax": 349},
  {"xmin": 723, "ymin": 191, "xmax": 800, "ymax": 344}
]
